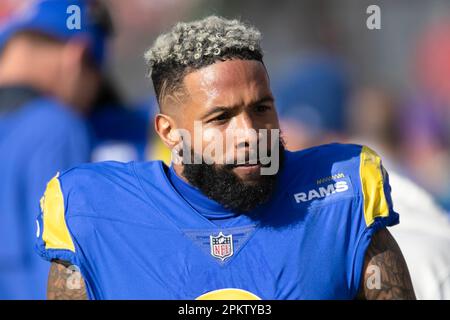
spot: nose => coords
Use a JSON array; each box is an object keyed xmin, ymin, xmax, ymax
[
  {"xmin": 234, "ymin": 111, "xmax": 253, "ymax": 131},
  {"xmin": 231, "ymin": 112, "xmax": 258, "ymax": 146},
  {"xmin": 226, "ymin": 113, "xmax": 259, "ymax": 164}
]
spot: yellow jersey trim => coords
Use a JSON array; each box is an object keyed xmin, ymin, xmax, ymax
[
  {"xmin": 41, "ymin": 173, "xmax": 75, "ymax": 252},
  {"xmin": 359, "ymin": 146, "xmax": 389, "ymax": 227}
]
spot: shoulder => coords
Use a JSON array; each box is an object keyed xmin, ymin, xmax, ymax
[
  {"xmin": 54, "ymin": 160, "xmax": 165, "ymax": 212},
  {"xmin": 58, "ymin": 161, "xmax": 135, "ymax": 185},
  {"xmin": 284, "ymin": 143, "xmax": 398, "ymax": 227},
  {"xmin": 56, "ymin": 161, "xmax": 140, "ymax": 205},
  {"xmin": 283, "ymin": 143, "xmax": 365, "ymax": 187},
  {"xmin": 38, "ymin": 161, "xmax": 135, "ymax": 216},
  {"xmin": 286, "ymin": 142, "xmax": 387, "ymax": 179},
  {"xmin": 35, "ymin": 160, "xmax": 164, "ymax": 266},
  {"xmin": 287, "ymin": 143, "xmax": 363, "ymax": 168},
  {"xmin": 57, "ymin": 160, "xmax": 165, "ymax": 184},
  {"xmin": 35, "ymin": 162, "xmax": 137, "ymax": 260}
]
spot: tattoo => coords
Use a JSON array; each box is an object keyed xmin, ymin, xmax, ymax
[
  {"xmin": 47, "ymin": 260, "xmax": 88, "ymax": 300},
  {"xmin": 358, "ymin": 228, "xmax": 416, "ymax": 300}
]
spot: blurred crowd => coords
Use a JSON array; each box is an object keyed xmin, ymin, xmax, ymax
[{"xmin": 0, "ymin": 0, "xmax": 449, "ymax": 300}]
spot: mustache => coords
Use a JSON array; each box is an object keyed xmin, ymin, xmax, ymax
[
  {"xmin": 181, "ymin": 142, "xmax": 286, "ymax": 212},
  {"xmin": 176, "ymin": 134, "xmax": 286, "ymax": 177},
  {"xmin": 186, "ymin": 149, "xmax": 277, "ymax": 168}
]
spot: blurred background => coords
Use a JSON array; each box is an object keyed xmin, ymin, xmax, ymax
[{"xmin": 0, "ymin": 0, "xmax": 449, "ymax": 300}]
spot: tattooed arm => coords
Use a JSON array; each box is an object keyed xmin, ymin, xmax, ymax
[
  {"xmin": 357, "ymin": 227, "xmax": 416, "ymax": 300},
  {"xmin": 47, "ymin": 259, "xmax": 88, "ymax": 300}
]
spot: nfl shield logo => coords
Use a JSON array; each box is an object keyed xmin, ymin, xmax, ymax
[{"xmin": 210, "ymin": 232, "xmax": 233, "ymax": 261}]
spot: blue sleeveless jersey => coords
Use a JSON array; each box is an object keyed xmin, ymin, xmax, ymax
[{"xmin": 35, "ymin": 143, "xmax": 399, "ymax": 299}]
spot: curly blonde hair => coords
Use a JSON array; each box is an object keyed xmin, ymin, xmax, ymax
[{"xmin": 144, "ymin": 15, "xmax": 264, "ymax": 108}]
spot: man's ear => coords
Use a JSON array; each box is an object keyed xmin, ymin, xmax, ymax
[{"xmin": 154, "ymin": 113, "xmax": 179, "ymax": 150}]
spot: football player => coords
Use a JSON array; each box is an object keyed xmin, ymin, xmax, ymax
[{"xmin": 35, "ymin": 16, "xmax": 415, "ymax": 300}]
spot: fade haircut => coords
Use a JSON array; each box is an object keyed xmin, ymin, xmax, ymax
[{"xmin": 144, "ymin": 15, "xmax": 264, "ymax": 110}]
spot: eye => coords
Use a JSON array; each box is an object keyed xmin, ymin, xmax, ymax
[
  {"xmin": 208, "ymin": 112, "xmax": 230, "ymax": 124},
  {"xmin": 254, "ymin": 104, "xmax": 271, "ymax": 113}
]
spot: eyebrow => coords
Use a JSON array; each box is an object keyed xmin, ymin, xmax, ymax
[{"xmin": 200, "ymin": 95, "xmax": 275, "ymax": 120}]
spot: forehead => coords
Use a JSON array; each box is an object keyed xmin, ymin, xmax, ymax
[{"xmin": 182, "ymin": 59, "xmax": 271, "ymax": 107}]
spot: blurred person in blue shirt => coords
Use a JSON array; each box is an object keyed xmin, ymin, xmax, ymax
[
  {"xmin": 88, "ymin": 78, "xmax": 152, "ymax": 163},
  {"xmin": 273, "ymin": 54, "xmax": 350, "ymax": 150},
  {"xmin": 0, "ymin": 0, "xmax": 112, "ymax": 299}
]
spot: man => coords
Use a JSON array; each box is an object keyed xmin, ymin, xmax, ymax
[
  {"xmin": 388, "ymin": 171, "xmax": 450, "ymax": 299},
  {"xmin": 35, "ymin": 16, "xmax": 415, "ymax": 300},
  {"xmin": 88, "ymin": 78, "xmax": 151, "ymax": 163},
  {"xmin": 0, "ymin": 0, "xmax": 111, "ymax": 299}
]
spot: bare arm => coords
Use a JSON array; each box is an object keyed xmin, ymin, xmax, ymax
[
  {"xmin": 357, "ymin": 228, "xmax": 416, "ymax": 300},
  {"xmin": 47, "ymin": 259, "xmax": 88, "ymax": 300}
]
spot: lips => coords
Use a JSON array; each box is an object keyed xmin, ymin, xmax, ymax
[
  {"xmin": 233, "ymin": 158, "xmax": 272, "ymax": 168},
  {"xmin": 232, "ymin": 163, "xmax": 262, "ymax": 177},
  {"xmin": 235, "ymin": 163, "xmax": 260, "ymax": 167}
]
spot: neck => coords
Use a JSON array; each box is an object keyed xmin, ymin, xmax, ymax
[{"xmin": 172, "ymin": 163, "xmax": 190, "ymax": 184}]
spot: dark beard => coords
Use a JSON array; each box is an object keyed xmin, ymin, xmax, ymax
[{"xmin": 182, "ymin": 141, "xmax": 286, "ymax": 213}]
